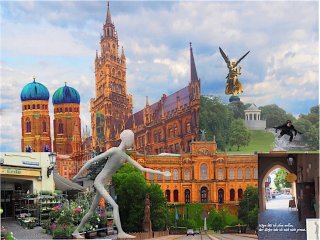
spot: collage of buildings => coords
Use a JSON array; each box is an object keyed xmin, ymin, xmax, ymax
[{"xmin": 1, "ymin": 1, "xmax": 319, "ymax": 240}]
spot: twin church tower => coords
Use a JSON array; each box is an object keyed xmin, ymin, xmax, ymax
[
  {"xmin": 20, "ymin": 79, "xmax": 81, "ymax": 154},
  {"xmin": 20, "ymin": 2, "xmax": 200, "ymax": 155}
]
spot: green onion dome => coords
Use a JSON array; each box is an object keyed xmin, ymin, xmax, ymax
[
  {"xmin": 20, "ymin": 78, "xmax": 49, "ymax": 101},
  {"xmin": 52, "ymin": 83, "xmax": 80, "ymax": 104}
]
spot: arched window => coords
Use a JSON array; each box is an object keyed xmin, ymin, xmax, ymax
[
  {"xmin": 165, "ymin": 190, "xmax": 170, "ymax": 202},
  {"xmin": 238, "ymin": 168, "xmax": 243, "ymax": 179},
  {"xmin": 246, "ymin": 168, "xmax": 251, "ymax": 179},
  {"xmin": 184, "ymin": 170, "xmax": 190, "ymax": 180},
  {"xmin": 254, "ymin": 168, "xmax": 258, "ymax": 179},
  {"xmin": 173, "ymin": 169, "xmax": 178, "ymax": 180},
  {"xmin": 186, "ymin": 122, "xmax": 191, "ymax": 133},
  {"xmin": 230, "ymin": 168, "xmax": 235, "ymax": 180},
  {"xmin": 42, "ymin": 121, "xmax": 47, "ymax": 132},
  {"xmin": 218, "ymin": 168, "xmax": 224, "ymax": 180},
  {"xmin": 173, "ymin": 190, "xmax": 178, "ymax": 202},
  {"xmin": 230, "ymin": 189, "xmax": 235, "ymax": 201},
  {"xmin": 238, "ymin": 189, "xmax": 243, "ymax": 200},
  {"xmin": 185, "ymin": 189, "xmax": 191, "ymax": 203},
  {"xmin": 165, "ymin": 169, "xmax": 170, "ymax": 180},
  {"xmin": 26, "ymin": 118, "xmax": 31, "ymax": 133},
  {"xmin": 58, "ymin": 121, "xmax": 64, "ymax": 134},
  {"xmin": 149, "ymin": 173, "xmax": 154, "ymax": 181},
  {"xmin": 174, "ymin": 124, "xmax": 178, "ymax": 137},
  {"xmin": 201, "ymin": 187, "xmax": 208, "ymax": 203},
  {"xmin": 200, "ymin": 163, "xmax": 208, "ymax": 180},
  {"xmin": 218, "ymin": 189, "xmax": 224, "ymax": 203}
]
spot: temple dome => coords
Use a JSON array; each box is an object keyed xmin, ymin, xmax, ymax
[
  {"xmin": 20, "ymin": 79, "xmax": 50, "ymax": 101},
  {"xmin": 52, "ymin": 83, "xmax": 80, "ymax": 104}
]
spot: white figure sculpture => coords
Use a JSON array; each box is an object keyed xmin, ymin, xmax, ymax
[{"xmin": 72, "ymin": 130, "xmax": 171, "ymax": 239}]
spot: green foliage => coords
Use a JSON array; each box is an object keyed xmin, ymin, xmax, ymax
[
  {"xmin": 207, "ymin": 207, "xmax": 223, "ymax": 231},
  {"xmin": 259, "ymin": 104, "xmax": 292, "ymax": 128},
  {"xmin": 304, "ymin": 125, "xmax": 319, "ymax": 149},
  {"xmin": 238, "ymin": 186, "xmax": 258, "ymax": 229},
  {"xmin": 229, "ymin": 119, "xmax": 251, "ymax": 151},
  {"xmin": 228, "ymin": 101, "xmax": 246, "ymax": 119},
  {"xmin": 52, "ymin": 224, "xmax": 75, "ymax": 238},
  {"xmin": 147, "ymin": 184, "xmax": 168, "ymax": 231},
  {"xmin": 220, "ymin": 208, "xmax": 239, "ymax": 226},
  {"xmin": 113, "ymin": 163, "xmax": 168, "ymax": 232},
  {"xmin": 294, "ymin": 118, "xmax": 313, "ymax": 133},
  {"xmin": 274, "ymin": 169, "xmax": 291, "ymax": 191},
  {"xmin": 200, "ymin": 96, "xmax": 233, "ymax": 150}
]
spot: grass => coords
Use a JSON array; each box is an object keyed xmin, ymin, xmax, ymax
[{"xmin": 227, "ymin": 130, "xmax": 275, "ymax": 154}]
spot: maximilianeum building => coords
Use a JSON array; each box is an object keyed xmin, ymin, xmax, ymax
[
  {"xmin": 131, "ymin": 140, "xmax": 258, "ymax": 213},
  {"xmin": 90, "ymin": 3, "xmax": 200, "ymax": 155}
]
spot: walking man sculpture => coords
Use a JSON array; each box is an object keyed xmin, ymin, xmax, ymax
[{"xmin": 72, "ymin": 130, "xmax": 171, "ymax": 239}]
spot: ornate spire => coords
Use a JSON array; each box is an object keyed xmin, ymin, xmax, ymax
[
  {"xmin": 190, "ymin": 42, "xmax": 199, "ymax": 82},
  {"xmin": 121, "ymin": 46, "xmax": 125, "ymax": 59},
  {"xmin": 106, "ymin": 1, "xmax": 112, "ymax": 24},
  {"xmin": 146, "ymin": 96, "xmax": 149, "ymax": 106}
]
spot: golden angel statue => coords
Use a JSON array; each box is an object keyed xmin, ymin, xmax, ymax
[{"xmin": 219, "ymin": 47, "xmax": 250, "ymax": 96}]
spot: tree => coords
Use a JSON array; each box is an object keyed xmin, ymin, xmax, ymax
[
  {"xmin": 238, "ymin": 186, "xmax": 258, "ymax": 229},
  {"xmin": 304, "ymin": 125, "xmax": 319, "ymax": 149},
  {"xmin": 228, "ymin": 101, "xmax": 246, "ymax": 119},
  {"xmin": 229, "ymin": 119, "xmax": 251, "ymax": 151},
  {"xmin": 112, "ymin": 164, "xmax": 147, "ymax": 232},
  {"xmin": 207, "ymin": 207, "xmax": 223, "ymax": 231},
  {"xmin": 293, "ymin": 118, "xmax": 312, "ymax": 134},
  {"xmin": 259, "ymin": 104, "xmax": 292, "ymax": 128},
  {"xmin": 112, "ymin": 163, "xmax": 168, "ymax": 232},
  {"xmin": 274, "ymin": 169, "xmax": 291, "ymax": 192},
  {"xmin": 200, "ymin": 96, "xmax": 233, "ymax": 150},
  {"xmin": 147, "ymin": 184, "xmax": 168, "ymax": 231}
]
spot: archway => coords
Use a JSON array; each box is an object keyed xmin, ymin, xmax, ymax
[
  {"xmin": 258, "ymin": 153, "xmax": 298, "ymax": 212},
  {"xmin": 260, "ymin": 164, "xmax": 296, "ymax": 212}
]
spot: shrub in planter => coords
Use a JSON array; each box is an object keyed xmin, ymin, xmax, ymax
[{"xmin": 52, "ymin": 224, "xmax": 75, "ymax": 239}]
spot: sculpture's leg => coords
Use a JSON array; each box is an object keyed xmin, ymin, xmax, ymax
[
  {"xmin": 72, "ymin": 193, "xmax": 101, "ymax": 239},
  {"xmin": 94, "ymin": 183, "xmax": 136, "ymax": 239}
]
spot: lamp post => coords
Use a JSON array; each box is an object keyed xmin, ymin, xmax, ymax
[
  {"xmin": 287, "ymin": 154, "xmax": 294, "ymax": 166},
  {"xmin": 47, "ymin": 152, "xmax": 57, "ymax": 178}
]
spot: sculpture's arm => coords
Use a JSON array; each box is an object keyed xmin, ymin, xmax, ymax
[
  {"xmin": 126, "ymin": 155, "xmax": 171, "ymax": 177},
  {"xmin": 72, "ymin": 148, "xmax": 114, "ymax": 180}
]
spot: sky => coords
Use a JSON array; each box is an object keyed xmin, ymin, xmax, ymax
[{"xmin": 1, "ymin": 0, "xmax": 319, "ymax": 152}]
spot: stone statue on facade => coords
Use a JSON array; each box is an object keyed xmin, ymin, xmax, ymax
[
  {"xmin": 143, "ymin": 193, "xmax": 152, "ymax": 232},
  {"xmin": 219, "ymin": 47, "xmax": 250, "ymax": 96},
  {"xmin": 71, "ymin": 130, "xmax": 171, "ymax": 239},
  {"xmin": 200, "ymin": 129, "xmax": 206, "ymax": 141}
]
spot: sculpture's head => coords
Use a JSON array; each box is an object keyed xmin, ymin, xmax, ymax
[
  {"xmin": 231, "ymin": 59, "xmax": 237, "ymax": 67},
  {"xmin": 120, "ymin": 129, "xmax": 134, "ymax": 149}
]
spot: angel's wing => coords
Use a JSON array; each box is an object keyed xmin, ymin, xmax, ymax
[
  {"xmin": 219, "ymin": 47, "xmax": 230, "ymax": 67},
  {"xmin": 235, "ymin": 50, "xmax": 250, "ymax": 67}
]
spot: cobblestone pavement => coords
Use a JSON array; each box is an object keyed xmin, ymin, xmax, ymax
[
  {"xmin": 258, "ymin": 194, "xmax": 306, "ymax": 240},
  {"xmin": 1, "ymin": 218, "xmax": 52, "ymax": 239}
]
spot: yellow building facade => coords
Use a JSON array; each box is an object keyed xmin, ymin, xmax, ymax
[{"xmin": 132, "ymin": 140, "xmax": 258, "ymax": 206}]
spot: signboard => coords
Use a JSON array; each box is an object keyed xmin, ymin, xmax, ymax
[
  {"xmin": 0, "ymin": 166, "xmax": 41, "ymax": 177},
  {"xmin": 286, "ymin": 173, "xmax": 297, "ymax": 182}
]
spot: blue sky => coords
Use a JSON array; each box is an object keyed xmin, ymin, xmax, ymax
[{"xmin": 1, "ymin": 1, "xmax": 319, "ymax": 152}]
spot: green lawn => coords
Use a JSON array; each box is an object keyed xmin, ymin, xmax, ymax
[{"xmin": 227, "ymin": 130, "xmax": 275, "ymax": 154}]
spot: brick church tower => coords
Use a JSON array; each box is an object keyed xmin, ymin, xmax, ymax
[
  {"xmin": 52, "ymin": 83, "xmax": 81, "ymax": 154},
  {"xmin": 20, "ymin": 77, "xmax": 51, "ymax": 152},
  {"xmin": 90, "ymin": 2, "xmax": 132, "ymax": 152}
]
